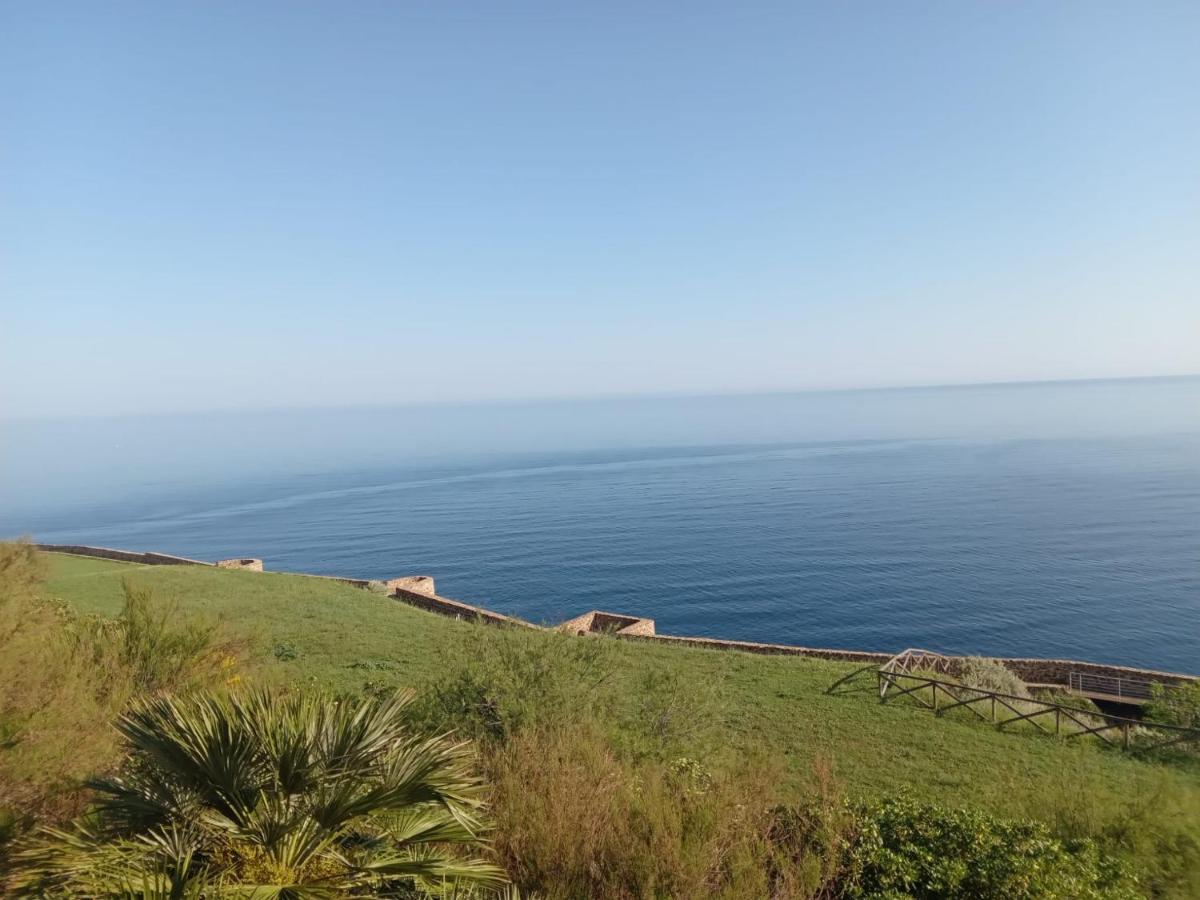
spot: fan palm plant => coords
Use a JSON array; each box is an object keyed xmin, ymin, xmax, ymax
[{"xmin": 12, "ymin": 688, "xmax": 508, "ymax": 898}]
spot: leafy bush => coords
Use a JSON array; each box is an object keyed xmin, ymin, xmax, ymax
[
  {"xmin": 841, "ymin": 795, "xmax": 1140, "ymax": 899},
  {"xmin": 12, "ymin": 688, "xmax": 506, "ymax": 897},
  {"xmin": 82, "ymin": 580, "xmax": 237, "ymax": 695},
  {"xmin": 1020, "ymin": 756, "xmax": 1200, "ymax": 899},
  {"xmin": 617, "ymin": 667, "xmax": 727, "ymax": 761},
  {"xmin": 407, "ymin": 626, "xmax": 618, "ymax": 742},
  {"xmin": 0, "ymin": 543, "xmax": 238, "ymax": 858},
  {"xmin": 1033, "ymin": 688, "xmax": 1104, "ymax": 716},
  {"xmin": 1146, "ymin": 681, "xmax": 1200, "ymax": 730},
  {"xmin": 958, "ymin": 657, "xmax": 1030, "ymax": 697}
]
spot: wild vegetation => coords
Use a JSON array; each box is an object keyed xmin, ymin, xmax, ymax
[
  {"xmin": 13, "ymin": 690, "xmax": 505, "ymax": 897},
  {"xmin": 1147, "ymin": 681, "xmax": 1200, "ymax": 730},
  {"xmin": 0, "ymin": 542, "xmax": 238, "ymax": 841},
  {"xmin": 3, "ymin": 545, "xmax": 1199, "ymax": 897}
]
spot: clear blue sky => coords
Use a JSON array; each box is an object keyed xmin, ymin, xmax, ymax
[{"xmin": 2, "ymin": 1, "xmax": 1197, "ymax": 417}]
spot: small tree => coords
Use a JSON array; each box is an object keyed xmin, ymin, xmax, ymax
[{"xmin": 13, "ymin": 688, "xmax": 507, "ymax": 897}]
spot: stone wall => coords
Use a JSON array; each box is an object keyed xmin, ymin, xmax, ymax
[
  {"xmin": 37, "ymin": 543, "xmax": 1197, "ymax": 683},
  {"xmin": 558, "ymin": 610, "xmax": 657, "ymax": 637},
  {"xmin": 385, "ymin": 575, "xmax": 437, "ymax": 596},
  {"xmin": 627, "ymin": 633, "xmax": 895, "ymax": 665},
  {"xmin": 390, "ymin": 586, "xmax": 540, "ymax": 629},
  {"xmin": 35, "ymin": 544, "xmax": 212, "ymax": 566},
  {"xmin": 216, "ymin": 558, "xmax": 263, "ymax": 572},
  {"xmin": 998, "ymin": 656, "xmax": 1197, "ymax": 689}
]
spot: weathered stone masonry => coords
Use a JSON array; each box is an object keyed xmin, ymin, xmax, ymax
[{"xmin": 36, "ymin": 543, "xmax": 1198, "ymax": 686}]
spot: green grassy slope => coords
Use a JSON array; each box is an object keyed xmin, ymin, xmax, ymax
[{"xmin": 45, "ymin": 552, "xmax": 1200, "ymax": 823}]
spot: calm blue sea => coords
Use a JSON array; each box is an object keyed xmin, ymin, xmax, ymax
[{"xmin": 3, "ymin": 377, "xmax": 1198, "ymax": 673}]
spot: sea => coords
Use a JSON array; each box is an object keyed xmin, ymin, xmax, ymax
[{"xmin": 2, "ymin": 377, "xmax": 1197, "ymax": 674}]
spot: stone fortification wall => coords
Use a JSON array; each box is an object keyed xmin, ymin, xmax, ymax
[
  {"xmin": 999, "ymin": 657, "xmax": 1197, "ymax": 688},
  {"xmin": 386, "ymin": 575, "xmax": 437, "ymax": 596},
  {"xmin": 391, "ymin": 586, "xmax": 539, "ymax": 629},
  {"xmin": 629, "ymin": 633, "xmax": 894, "ymax": 665},
  {"xmin": 216, "ymin": 558, "xmax": 264, "ymax": 572},
  {"xmin": 279, "ymin": 572, "xmax": 373, "ymax": 589},
  {"xmin": 37, "ymin": 543, "xmax": 1196, "ymax": 683},
  {"xmin": 559, "ymin": 610, "xmax": 656, "ymax": 637},
  {"xmin": 35, "ymin": 544, "xmax": 212, "ymax": 567}
]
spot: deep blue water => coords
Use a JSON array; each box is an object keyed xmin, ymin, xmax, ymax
[{"xmin": 3, "ymin": 377, "xmax": 1198, "ymax": 673}]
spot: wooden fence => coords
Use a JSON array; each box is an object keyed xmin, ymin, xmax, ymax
[{"xmin": 878, "ymin": 649, "xmax": 1200, "ymax": 753}]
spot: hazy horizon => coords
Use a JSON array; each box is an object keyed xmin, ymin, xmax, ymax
[
  {"xmin": 3, "ymin": 371, "xmax": 1198, "ymax": 424},
  {"xmin": 3, "ymin": 3, "xmax": 1199, "ymax": 419}
]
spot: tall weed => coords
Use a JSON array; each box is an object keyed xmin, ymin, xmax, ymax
[
  {"xmin": 1016, "ymin": 756, "xmax": 1200, "ymax": 899},
  {"xmin": 407, "ymin": 626, "xmax": 619, "ymax": 741},
  {"xmin": 0, "ymin": 542, "xmax": 117, "ymax": 829},
  {"xmin": 83, "ymin": 579, "xmax": 238, "ymax": 694},
  {"xmin": 486, "ymin": 722, "xmax": 791, "ymax": 899},
  {"xmin": 0, "ymin": 543, "xmax": 240, "ymax": 855}
]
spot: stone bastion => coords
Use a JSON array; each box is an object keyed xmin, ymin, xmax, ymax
[{"xmin": 35, "ymin": 543, "xmax": 1198, "ymax": 690}]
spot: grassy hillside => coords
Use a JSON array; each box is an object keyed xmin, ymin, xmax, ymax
[{"xmin": 43, "ymin": 552, "xmax": 1200, "ymax": 824}]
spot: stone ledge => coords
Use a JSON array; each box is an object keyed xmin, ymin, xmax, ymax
[
  {"xmin": 559, "ymin": 610, "xmax": 656, "ymax": 637},
  {"xmin": 391, "ymin": 586, "xmax": 539, "ymax": 629},
  {"xmin": 625, "ymin": 632, "xmax": 894, "ymax": 664},
  {"xmin": 385, "ymin": 575, "xmax": 437, "ymax": 596},
  {"xmin": 216, "ymin": 558, "xmax": 263, "ymax": 572},
  {"xmin": 35, "ymin": 543, "xmax": 1198, "ymax": 683},
  {"xmin": 36, "ymin": 544, "xmax": 213, "ymax": 567}
]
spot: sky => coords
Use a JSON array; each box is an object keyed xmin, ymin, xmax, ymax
[{"xmin": 1, "ymin": 1, "xmax": 1198, "ymax": 418}]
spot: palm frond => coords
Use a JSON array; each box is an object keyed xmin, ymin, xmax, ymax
[{"xmin": 11, "ymin": 686, "xmax": 508, "ymax": 897}]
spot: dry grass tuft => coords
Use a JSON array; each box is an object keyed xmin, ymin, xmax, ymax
[{"xmin": 0, "ymin": 541, "xmax": 242, "ymax": 860}]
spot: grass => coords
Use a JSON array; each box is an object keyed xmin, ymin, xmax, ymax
[
  {"xmin": 0, "ymin": 546, "xmax": 236, "ymax": 841},
  {"xmin": 42, "ymin": 552, "xmax": 1200, "ymax": 822}
]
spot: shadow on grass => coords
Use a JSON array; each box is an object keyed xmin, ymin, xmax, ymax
[{"xmin": 825, "ymin": 665, "xmax": 881, "ymax": 697}]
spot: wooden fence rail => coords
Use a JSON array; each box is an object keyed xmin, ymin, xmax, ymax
[{"xmin": 877, "ymin": 650, "xmax": 1200, "ymax": 753}]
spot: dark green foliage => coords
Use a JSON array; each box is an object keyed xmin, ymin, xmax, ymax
[
  {"xmin": 840, "ymin": 795, "xmax": 1140, "ymax": 899},
  {"xmin": 12, "ymin": 688, "xmax": 507, "ymax": 897},
  {"xmin": 1146, "ymin": 682, "xmax": 1200, "ymax": 730},
  {"xmin": 406, "ymin": 625, "xmax": 617, "ymax": 743}
]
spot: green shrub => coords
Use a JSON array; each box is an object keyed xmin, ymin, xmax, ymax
[
  {"xmin": 841, "ymin": 794, "xmax": 1140, "ymax": 899},
  {"xmin": 616, "ymin": 667, "xmax": 727, "ymax": 761},
  {"xmin": 407, "ymin": 626, "xmax": 618, "ymax": 742},
  {"xmin": 81, "ymin": 580, "xmax": 235, "ymax": 695},
  {"xmin": 1018, "ymin": 758, "xmax": 1200, "ymax": 899},
  {"xmin": 0, "ymin": 544, "xmax": 239, "ymax": 864},
  {"xmin": 11, "ymin": 689, "xmax": 506, "ymax": 897},
  {"xmin": 486, "ymin": 722, "xmax": 783, "ymax": 899},
  {"xmin": 1033, "ymin": 688, "xmax": 1104, "ymax": 716},
  {"xmin": 0, "ymin": 541, "xmax": 111, "ymax": 834},
  {"xmin": 1146, "ymin": 681, "xmax": 1200, "ymax": 730},
  {"xmin": 958, "ymin": 657, "xmax": 1030, "ymax": 697}
]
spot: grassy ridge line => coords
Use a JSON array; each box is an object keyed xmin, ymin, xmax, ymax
[{"xmin": 44, "ymin": 552, "xmax": 1200, "ymax": 819}]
